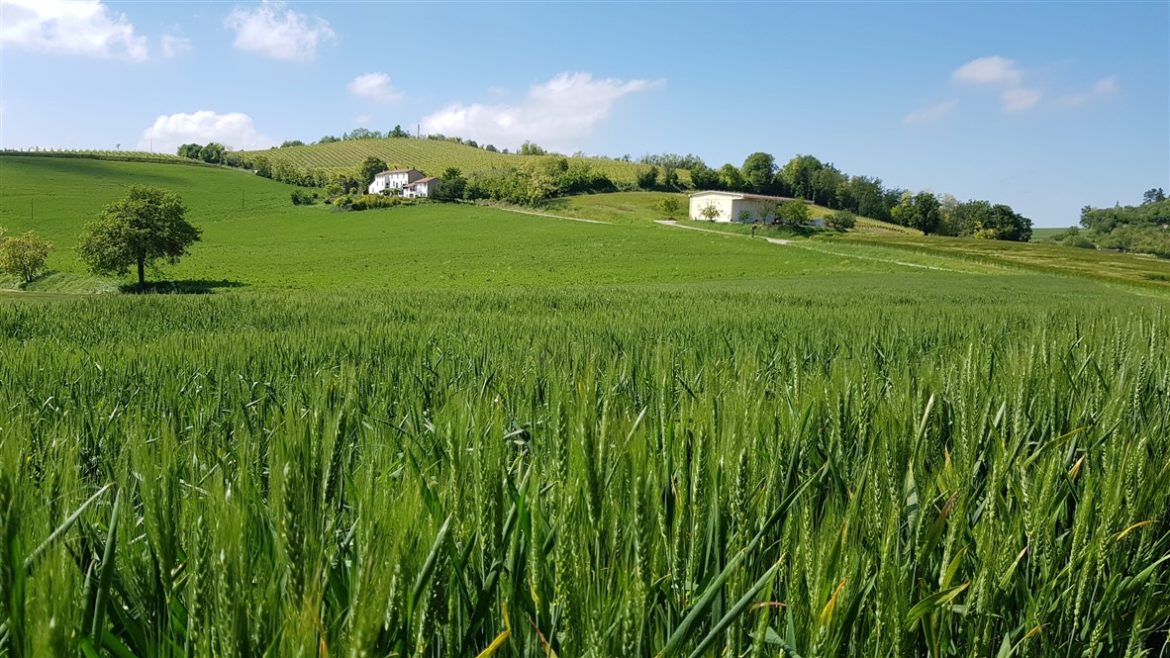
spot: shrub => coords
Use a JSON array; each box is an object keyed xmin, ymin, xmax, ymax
[
  {"xmin": 825, "ymin": 210, "xmax": 856, "ymax": 231},
  {"xmin": 659, "ymin": 197, "xmax": 682, "ymax": 218},
  {"xmin": 290, "ymin": 189, "xmax": 317, "ymax": 206}
]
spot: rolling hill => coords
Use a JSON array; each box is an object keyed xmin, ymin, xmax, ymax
[
  {"xmin": 240, "ymin": 137, "xmax": 665, "ymax": 184},
  {"xmin": 3, "ymin": 154, "xmax": 1168, "ymax": 294},
  {"xmin": 0, "ymin": 155, "xmax": 922, "ymax": 292}
]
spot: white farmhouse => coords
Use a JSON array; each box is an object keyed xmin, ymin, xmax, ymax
[
  {"xmin": 368, "ymin": 168, "xmax": 425, "ymax": 195},
  {"xmin": 403, "ymin": 177, "xmax": 440, "ymax": 199},
  {"xmin": 688, "ymin": 191, "xmax": 795, "ymax": 223}
]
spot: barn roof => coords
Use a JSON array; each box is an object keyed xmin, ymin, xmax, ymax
[{"xmin": 689, "ymin": 190, "xmax": 801, "ymax": 202}]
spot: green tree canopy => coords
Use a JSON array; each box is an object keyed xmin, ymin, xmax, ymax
[
  {"xmin": 892, "ymin": 191, "xmax": 942, "ymax": 235},
  {"xmin": 177, "ymin": 143, "xmax": 203, "ymax": 159},
  {"xmin": 718, "ymin": 164, "xmax": 745, "ymax": 191},
  {"xmin": 198, "ymin": 143, "xmax": 226, "ymax": 164},
  {"xmin": 77, "ymin": 185, "xmax": 201, "ymax": 286},
  {"xmin": 740, "ymin": 152, "xmax": 777, "ymax": 194},
  {"xmin": 689, "ymin": 165, "xmax": 720, "ymax": 190},
  {"xmin": 359, "ymin": 157, "xmax": 390, "ymax": 188},
  {"xmin": 0, "ymin": 228, "xmax": 53, "ymax": 284},
  {"xmin": 778, "ymin": 155, "xmax": 825, "ymax": 200},
  {"xmin": 434, "ymin": 167, "xmax": 467, "ymax": 201}
]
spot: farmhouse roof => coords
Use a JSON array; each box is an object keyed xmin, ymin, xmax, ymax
[
  {"xmin": 689, "ymin": 190, "xmax": 802, "ymax": 203},
  {"xmin": 376, "ymin": 168, "xmax": 423, "ymax": 176}
]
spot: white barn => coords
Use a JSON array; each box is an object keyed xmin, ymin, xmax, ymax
[
  {"xmin": 368, "ymin": 168, "xmax": 425, "ymax": 195},
  {"xmin": 403, "ymin": 177, "xmax": 440, "ymax": 199},
  {"xmin": 688, "ymin": 191, "xmax": 796, "ymax": 223}
]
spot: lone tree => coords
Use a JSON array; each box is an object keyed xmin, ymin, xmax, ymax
[
  {"xmin": 77, "ymin": 185, "xmax": 201, "ymax": 287},
  {"xmin": 0, "ymin": 228, "xmax": 53, "ymax": 284}
]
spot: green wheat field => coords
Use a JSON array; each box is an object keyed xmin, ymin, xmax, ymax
[{"xmin": 1, "ymin": 154, "xmax": 1168, "ymax": 657}]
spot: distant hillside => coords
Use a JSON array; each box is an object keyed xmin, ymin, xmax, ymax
[
  {"xmin": 0, "ymin": 149, "xmax": 199, "ymax": 166},
  {"xmin": 240, "ymin": 138, "xmax": 665, "ymax": 184}
]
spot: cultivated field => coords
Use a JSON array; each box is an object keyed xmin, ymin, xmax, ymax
[
  {"xmin": 1, "ymin": 155, "xmax": 1168, "ymax": 657},
  {"xmin": 241, "ymin": 138, "xmax": 662, "ymax": 185},
  {"xmin": 0, "ymin": 157, "xmax": 979, "ymax": 291},
  {"xmin": 837, "ymin": 232, "xmax": 1170, "ymax": 290}
]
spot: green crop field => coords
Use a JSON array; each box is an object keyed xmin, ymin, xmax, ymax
[
  {"xmin": 836, "ymin": 232, "xmax": 1170, "ymax": 290},
  {"xmin": 241, "ymin": 138, "xmax": 662, "ymax": 184},
  {"xmin": 1030, "ymin": 227, "xmax": 1075, "ymax": 241},
  {"xmin": 2, "ymin": 155, "xmax": 1168, "ymax": 657}
]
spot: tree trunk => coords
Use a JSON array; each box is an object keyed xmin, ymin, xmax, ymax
[{"xmin": 137, "ymin": 257, "xmax": 145, "ymax": 286}]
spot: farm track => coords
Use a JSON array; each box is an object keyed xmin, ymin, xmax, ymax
[
  {"xmin": 490, "ymin": 205, "xmax": 611, "ymax": 224},
  {"xmin": 655, "ymin": 220, "xmax": 965, "ymax": 272},
  {"xmin": 655, "ymin": 219, "xmax": 790, "ymax": 244}
]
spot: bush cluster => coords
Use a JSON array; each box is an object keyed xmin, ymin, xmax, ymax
[
  {"xmin": 290, "ymin": 189, "xmax": 318, "ymax": 205},
  {"xmin": 331, "ymin": 194, "xmax": 418, "ymax": 211},
  {"xmin": 1048, "ymin": 194, "xmax": 1170, "ymax": 259},
  {"xmin": 462, "ymin": 158, "xmax": 615, "ymax": 205}
]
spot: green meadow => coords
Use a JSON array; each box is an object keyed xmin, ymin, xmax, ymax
[{"xmin": 1, "ymin": 155, "xmax": 1168, "ymax": 657}]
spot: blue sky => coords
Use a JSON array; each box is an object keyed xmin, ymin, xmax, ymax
[{"xmin": 1, "ymin": 1, "xmax": 1167, "ymax": 226}]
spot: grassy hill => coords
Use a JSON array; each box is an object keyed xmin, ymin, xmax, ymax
[
  {"xmin": 242, "ymin": 138, "xmax": 662, "ymax": 184},
  {"xmin": 4, "ymin": 155, "xmax": 1168, "ymax": 293},
  {"xmin": 0, "ymin": 155, "xmax": 932, "ymax": 292},
  {"xmin": 836, "ymin": 231, "xmax": 1170, "ymax": 289}
]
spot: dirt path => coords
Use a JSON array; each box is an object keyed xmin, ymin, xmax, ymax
[
  {"xmin": 491, "ymin": 205, "xmax": 610, "ymax": 225},
  {"xmin": 654, "ymin": 220, "xmax": 790, "ymax": 244},
  {"xmin": 655, "ymin": 220, "xmax": 964, "ymax": 272}
]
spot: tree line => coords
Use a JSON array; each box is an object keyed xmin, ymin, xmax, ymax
[
  {"xmin": 645, "ymin": 151, "xmax": 1032, "ymax": 240},
  {"xmin": 1050, "ymin": 188, "xmax": 1170, "ymax": 258}
]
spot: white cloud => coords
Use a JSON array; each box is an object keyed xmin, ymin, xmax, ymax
[
  {"xmin": 137, "ymin": 111, "xmax": 275, "ymax": 152},
  {"xmin": 0, "ymin": 0, "xmax": 148, "ymax": 60},
  {"xmin": 952, "ymin": 56, "xmax": 1046, "ymax": 111},
  {"xmin": 1000, "ymin": 87, "xmax": 1042, "ymax": 111},
  {"xmin": 1059, "ymin": 75, "xmax": 1120, "ymax": 107},
  {"xmin": 347, "ymin": 73, "xmax": 403, "ymax": 104},
  {"xmin": 354, "ymin": 114, "xmax": 372, "ymax": 125},
  {"xmin": 952, "ymin": 56, "xmax": 1022, "ymax": 87},
  {"xmin": 224, "ymin": 0, "xmax": 334, "ymax": 61},
  {"xmin": 160, "ymin": 34, "xmax": 191, "ymax": 58},
  {"xmin": 421, "ymin": 72, "xmax": 663, "ymax": 150},
  {"xmin": 903, "ymin": 100, "xmax": 958, "ymax": 125},
  {"xmin": 1093, "ymin": 75, "xmax": 1119, "ymax": 96}
]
